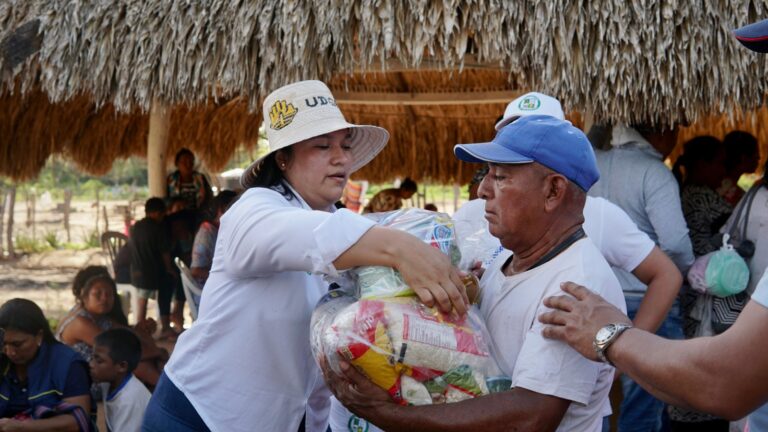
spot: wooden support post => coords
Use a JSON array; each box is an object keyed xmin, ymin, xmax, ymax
[
  {"xmin": 0, "ymin": 187, "xmax": 5, "ymax": 257},
  {"xmin": 25, "ymin": 189, "xmax": 35, "ymax": 241},
  {"xmin": 102, "ymin": 205, "xmax": 109, "ymax": 232},
  {"xmin": 95, "ymin": 188, "xmax": 100, "ymax": 232},
  {"xmin": 63, "ymin": 189, "xmax": 72, "ymax": 243},
  {"xmin": 6, "ymin": 185, "xmax": 16, "ymax": 257},
  {"xmin": 148, "ymin": 99, "xmax": 170, "ymax": 199}
]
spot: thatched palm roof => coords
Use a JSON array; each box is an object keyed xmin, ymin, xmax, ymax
[{"xmin": 1, "ymin": 1, "xmax": 767, "ymax": 182}]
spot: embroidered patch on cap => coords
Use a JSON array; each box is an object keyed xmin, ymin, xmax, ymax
[
  {"xmin": 518, "ymin": 95, "xmax": 541, "ymax": 111},
  {"xmin": 268, "ymin": 100, "xmax": 298, "ymax": 130}
]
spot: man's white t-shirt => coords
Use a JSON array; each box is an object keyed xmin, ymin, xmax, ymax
[
  {"xmin": 453, "ymin": 196, "xmax": 654, "ymax": 273},
  {"xmin": 104, "ymin": 374, "xmax": 151, "ymax": 432},
  {"xmin": 480, "ymin": 239, "xmax": 626, "ymax": 431}
]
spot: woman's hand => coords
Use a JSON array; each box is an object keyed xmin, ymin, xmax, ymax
[
  {"xmin": 334, "ymin": 226, "xmax": 469, "ymax": 315},
  {"xmin": 392, "ymin": 233, "xmax": 469, "ymax": 315}
]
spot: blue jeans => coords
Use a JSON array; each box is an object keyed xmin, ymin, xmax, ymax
[
  {"xmin": 142, "ymin": 373, "xmax": 210, "ymax": 432},
  {"xmin": 618, "ymin": 294, "xmax": 683, "ymax": 432}
]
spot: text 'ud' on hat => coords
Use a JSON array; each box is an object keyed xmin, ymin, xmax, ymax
[
  {"xmin": 495, "ymin": 92, "xmax": 565, "ymax": 131},
  {"xmin": 240, "ymin": 80, "xmax": 389, "ymax": 188},
  {"xmin": 455, "ymin": 115, "xmax": 600, "ymax": 192}
]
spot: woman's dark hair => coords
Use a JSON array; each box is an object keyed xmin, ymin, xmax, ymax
[
  {"xmin": 673, "ymin": 136, "xmax": 722, "ymax": 185},
  {"xmin": 400, "ymin": 177, "xmax": 418, "ymax": 192},
  {"xmin": 723, "ymin": 131, "xmax": 758, "ymax": 171},
  {"xmin": 72, "ymin": 267, "xmax": 127, "ymax": 325},
  {"xmin": 0, "ymin": 298, "xmax": 56, "ymax": 344},
  {"xmin": 246, "ymin": 149, "xmax": 296, "ymax": 200},
  {"xmin": 72, "ymin": 265, "xmax": 111, "ymax": 298},
  {"xmin": 174, "ymin": 148, "xmax": 195, "ymax": 166}
]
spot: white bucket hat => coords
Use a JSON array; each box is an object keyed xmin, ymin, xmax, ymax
[
  {"xmin": 241, "ymin": 80, "xmax": 389, "ymax": 188},
  {"xmin": 495, "ymin": 92, "xmax": 565, "ymax": 130}
]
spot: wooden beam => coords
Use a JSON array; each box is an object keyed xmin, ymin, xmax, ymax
[
  {"xmin": 147, "ymin": 99, "xmax": 170, "ymax": 198},
  {"xmin": 352, "ymin": 54, "xmax": 506, "ymax": 73},
  {"xmin": 336, "ymin": 90, "xmax": 519, "ymax": 106}
]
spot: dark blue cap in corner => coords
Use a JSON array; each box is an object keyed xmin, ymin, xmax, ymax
[
  {"xmin": 734, "ymin": 18, "xmax": 768, "ymax": 53},
  {"xmin": 453, "ymin": 115, "xmax": 600, "ymax": 191}
]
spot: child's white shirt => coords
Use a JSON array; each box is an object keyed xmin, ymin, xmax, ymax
[{"xmin": 104, "ymin": 374, "xmax": 151, "ymax": 432}]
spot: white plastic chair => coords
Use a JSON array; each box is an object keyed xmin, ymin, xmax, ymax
[
  {"xmin": 175, "ymin": 257, "xmax": 203, "ymax": 321},
  {"xmin": 100, "ymin": 231, "xmax": 140, "ymax": 323}
]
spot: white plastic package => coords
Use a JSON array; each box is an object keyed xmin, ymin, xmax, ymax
[{"xmin": 311, "ymin": 293, "xmax": 500, "ymax": 405}]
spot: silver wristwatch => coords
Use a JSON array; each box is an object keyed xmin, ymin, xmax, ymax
[{"xmin": 593, "ymin": 323, "xmax": 632, "ymax": 365}]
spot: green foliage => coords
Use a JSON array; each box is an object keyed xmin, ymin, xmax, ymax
[
  {"xmin": 47, "ymin": 317, "xmax": 59, "ymax": 332},
  {"xmin": 82, "ymin": 228, "xmax": 101, "ymax": 248},
  {"xmin": 13, "ymin": 155, "xmax": 150, "ymax": 201},
  {"xmin": 60, "ymin": 229, "xmax": 100, "ymax": 251},
  {"xmin": 14, "ymin": 233, "xmax": 51, "ymax": 254},
  {"xmin": 81, "ymin": 179, "xmax": 105, "ymax": 198},
  {"xmin": 43, "ymin": 230, "xmax": 61, "ymax": 249}
]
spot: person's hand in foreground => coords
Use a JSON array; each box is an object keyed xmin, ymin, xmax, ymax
[
  {"xmin": 538, "ymin": 281, "xmax": 632, "ymax": 361},
  {"xmin": 319, "ymin": 356, "xmax": 393, "ymax": 421}
]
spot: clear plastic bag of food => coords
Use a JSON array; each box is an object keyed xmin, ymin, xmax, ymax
[
  {"xmin": 311, "ymin": 293, "xmax": 501, "ymax": 406},
  {"xmin": 355, "ymin": 208, "xmax": 461, "ymax": 299}
]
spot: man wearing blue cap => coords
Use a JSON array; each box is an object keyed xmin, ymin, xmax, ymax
[
  {"xmin": 535, "ymin": 18, "xmax": 768, "ymax": 432},
  {"xmin": 323, "ymin": 115, "xmax": 626, "ymax": 431}
]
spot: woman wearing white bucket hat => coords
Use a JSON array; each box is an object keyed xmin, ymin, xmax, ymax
[{"xmin": 142, "ymin": 80, "xmax": 469, "ymax": 432}]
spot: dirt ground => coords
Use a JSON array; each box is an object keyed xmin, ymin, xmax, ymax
[
  {"xmin": 0, "ymin": 249, "xmax": 112, "ymax": 322},
  {"xmin": 0, "ymin": 198, "xmax": 139, "ymax": 320}
]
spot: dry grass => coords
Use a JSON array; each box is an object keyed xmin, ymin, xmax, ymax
[{"xmin": 2, "ymin": 2, "xmax": 768, "ymax": 182}]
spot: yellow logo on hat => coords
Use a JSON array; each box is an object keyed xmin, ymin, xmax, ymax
[{"xmin": 269, "ymin": 100, "xmax": 298, "ymax": 130}]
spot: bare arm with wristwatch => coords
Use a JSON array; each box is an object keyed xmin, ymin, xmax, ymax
[{"xmin": 539, "ymin": 280, "xmax": 768, "ymax": 419}]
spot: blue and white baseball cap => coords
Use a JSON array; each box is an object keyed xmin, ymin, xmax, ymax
[
  {"xmin": 455, "ymin": 115, "xmax": 600, "ymax": 191},
  {"xmin": 494, "ymin": 92, "xmax": 565, "ymax": 130},
  {"xmin": 734, "ymin": 18, "xmax": 768, "ymax": 53}
]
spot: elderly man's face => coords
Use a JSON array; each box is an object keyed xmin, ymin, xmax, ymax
[{"xmin": 478, "ymin": 163, "xmax": 548, "ymax": 250}]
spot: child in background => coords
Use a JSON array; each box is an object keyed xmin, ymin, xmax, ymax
[{"xmin": 89, "ymin": 328, "xmax": 151, "ymax": 432}]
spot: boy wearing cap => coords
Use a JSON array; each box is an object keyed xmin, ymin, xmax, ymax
[{"xmin": 325, "ymin": 116, "xmax": 625, "ymax": 431}]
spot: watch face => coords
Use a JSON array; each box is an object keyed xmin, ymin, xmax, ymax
[{"xmin": 595, "ymin": 325, "xmax": 615, "ymax": 344}]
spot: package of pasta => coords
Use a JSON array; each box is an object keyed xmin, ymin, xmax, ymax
[
  {"xmin": 311, "ymin": 292, "xmax": 500, "ymax": 406},
  {"xmin": 355, "ymin": 208, "xmax": 462, "ymax": 299}
]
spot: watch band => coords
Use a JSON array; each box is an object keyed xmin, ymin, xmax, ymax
[{"xmin": 594, "ymin": 323, "xmax": 632, "ymax": 366}]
